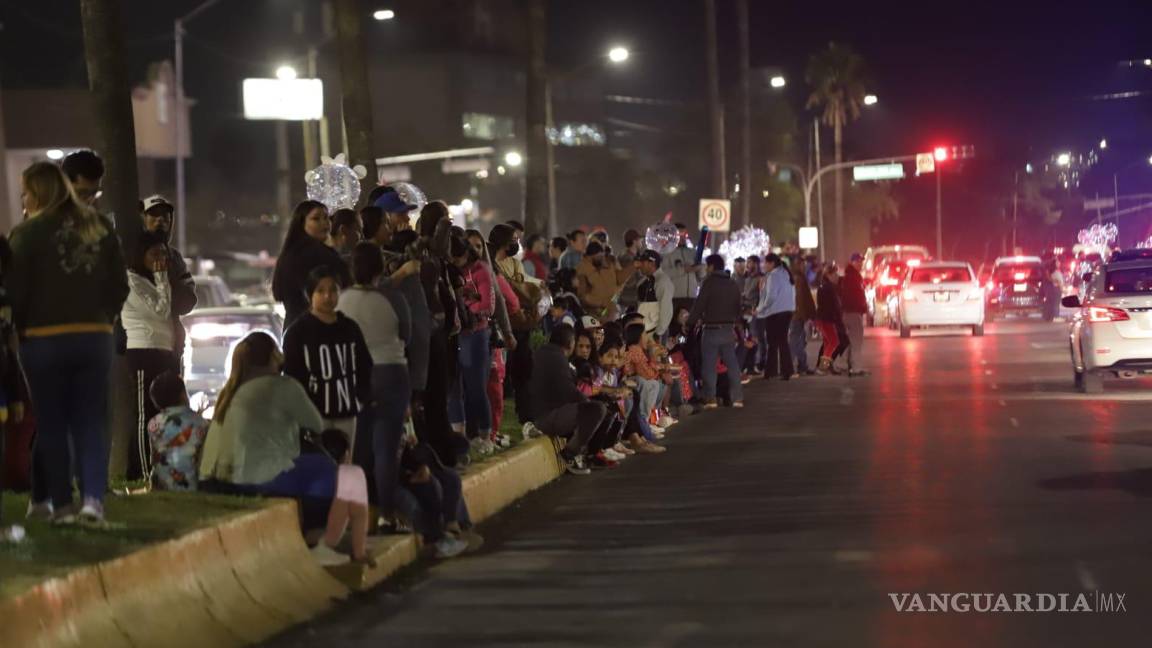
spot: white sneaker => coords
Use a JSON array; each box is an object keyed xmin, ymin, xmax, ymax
[
  {"xmin": 434, "ymin": 535, "xmax": 469, "ymax": 558},
  {"xmin": 658, "ymin": 415, "xmax": 677, "ymax": 428},
  {"xmin": 522, "ymin": 422, "xmax": 543, "ymax": 439},
  {"xmin": 470, "ymin": 437, "xmax": 495, "ymax": 455},
  {"xmin": 311, "ymin": 542, "xmax": 351, "ymax": 566},
  {"xmin": 26, "ymin": 500, "xmax": 53, "ymax": 521},
  {"xmin": 603, "ymin": 448, "xmax": 626, "ymax": 461},
  {"xmin": 613, "ymin": 442, "xmax": 636, "ymax": 456},
  {"xmin": 649, "ymin": 424, "xmax": 665, "ymax": 435}
]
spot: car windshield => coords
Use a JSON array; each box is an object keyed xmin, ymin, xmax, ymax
[
  {"xmin": 186, "ymin": 315, "xmax": 277, "ymax": 350},
  {"xmin": 994, "ymin": 265, "xmax": 1043, "ymax": 282},
  {"xmin": 1105, "ymin": 267, "xmax": 1152, "ymax": 293},
  {"xmin": 910, "ymin": 267, "xmax": 971, "ymax": 283}
]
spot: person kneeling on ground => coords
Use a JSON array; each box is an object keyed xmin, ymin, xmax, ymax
[
  {"xmin": 198, "ymin": 331, "xmax": 371, "ymax": 567},
  {"xmin": 528, "ymin": 324, "xmax": 607, "ymax": 475},
  {"xmin": 146, "ymin": 371, "xmax": 208, "ymax": 491}
]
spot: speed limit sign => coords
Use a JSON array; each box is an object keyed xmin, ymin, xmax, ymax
[{"xmin": 698, "ymin": 198, "xmax": 731, "ymax": 233}]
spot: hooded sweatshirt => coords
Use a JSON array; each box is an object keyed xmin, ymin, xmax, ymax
[{"xmin": 283, "ymin": 312, "xmax": 373, "ymax": 419}]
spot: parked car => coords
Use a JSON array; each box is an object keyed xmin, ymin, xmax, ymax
[
  {"xmin": 1064, "ymin": 257, "xmax": 1152, "ymax": 393},
  {"xmin": 181, "ymin": 307, "xmax": 284, "ymax": 418},
  {"xmin": 192, "ymin": 275, "xmax": 238, "ymax": 309},
  {"xmin": 893, "ymin": 261, "xmax": 985, "ymax": 338}
]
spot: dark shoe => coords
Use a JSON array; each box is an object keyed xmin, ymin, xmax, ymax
[{"xmin": 563, "ymin": 454, "xmax": 592, "ymax": 475}]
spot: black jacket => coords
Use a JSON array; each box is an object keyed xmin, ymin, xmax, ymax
[
  {"xmin": 273, "ymin": 238, "xmax": 350, "ymax": 327},
  {"xmin": 840, "ymin": 265, "xmax": 868, "ymax": 314},
  {"xmin": 686, "ymin": 271, "xmax": 743, "ymax": 327},
  {"xmin": 528, "ymin": 342, "xmax": 586, "ymax": 420},
  {"xmin": 816, "ymin": 281, "xmax": 843, "ymax": 324},
  {"xmin": 283, "ymin": 312, "xmax": 373, "ymax": 419}
]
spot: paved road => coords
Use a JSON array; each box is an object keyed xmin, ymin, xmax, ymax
[{"xmin": 268, "ymin": 320, "xmax": 1152, "ymax": 647}]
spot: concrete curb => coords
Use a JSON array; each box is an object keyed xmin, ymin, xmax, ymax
[
  {"xmin": 0, "ymin": 500, "xmax": 348, "ymax": 648},
  {"xmin": 328, "ymin": 437, "xmax": 563, "ymax": 590}
]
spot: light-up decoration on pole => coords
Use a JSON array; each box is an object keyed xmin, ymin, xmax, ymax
[
  {"xmin": 305, "ymin": 154, "xmax": 367, "ymax": 212},
  {"xmin": 1076, "ymin": 223, "xmax": 1118, "ymax": 256},
  {"xmin": 718, "ymin": 226, "xmax": 771, "ymax": 270}
]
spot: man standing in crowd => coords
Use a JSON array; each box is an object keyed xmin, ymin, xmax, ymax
[
  {"xmin": 521, "ymin": 234, "xmax": 549, "ymax": 279},
  {"xmin": 790, "ymin": 259, "xmax": 817, "ymax": 375},
  {"xmin": 742, "ymin": 256, "xmax": 764, "ymax": 372},
  {"xmin": 732, "ymin": 257, "xmax": 747, "ymax": 294},
  {"xmin": 548, "ymin": 236, "xmax": 568, "ymax": 278},
  {"xmin": 575, "ymin": 240, "xmax": 620, "ymax": 319},
  {"xmin": 636, "ymin": 250, "xmax": 674, "ymax": 339},
  {"xmin": 841, "ymin": 253, "xmax": 869, "ymax": 374},
  {"xmin": 374, "ymin": 188, "xmax": 419, "ymax": 234},
  {"xmin": 559, "ymin": 229, "xmax": 587, "ymax": 271},
  {"xmin": 528, "ymin": 324, "xmax": 605, "ymax": 475},
  {"xmin": 137, "ymin": 196, "xmax": 198, "ymax": 366},
  {"xmin": 662, "ymin": 223, "xmax": 706, "ymax": 314},
  {"xmin": 687, "ymin": 254, "xmax": 744, "ymax": 408},
  {"xmin": 61, "ymin": 150, "xmax": 104, "ymax": 208}
]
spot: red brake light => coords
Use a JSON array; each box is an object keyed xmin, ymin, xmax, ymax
[
  {"xmin": 1087, "ymin": 306, "xmax": 1130, "ymax": 323},
  {"xmin": 1013, "ymin": 272, "xmax": 1026, "ymax": 281}
]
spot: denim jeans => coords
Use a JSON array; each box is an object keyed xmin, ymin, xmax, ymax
[
  {"xmin": 699, "ymin": 327, "xmax": 743, "ymax": 402},
  {"xmin": 397, "ymin": 451, "xmax": 471, "ymax": 543},
  {"xmin": 354, "ymin": 363, "xmax": 410, "ymax": 517},
  {"xmin": 22, "ymin": 333, "xmax": 113, "ymax": 507},
  {"xmin": 447, "ymin": 328, "xmax": 492, "ymax": 436},
  {"xmin": 789, "ymin": 319, "xmax": 811, "ymax": 373},
  {"xmin": 751, "ymin": 316, "xmax": 770, "ymax": 370}
]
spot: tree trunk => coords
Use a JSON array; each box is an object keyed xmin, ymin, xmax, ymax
[
  {"xmin": 737, "ymin": 0, "xmax": 751, "ymax": 227},
  {"xmin": 833, "ymin": 117, "xmax": 844, "ymax": 263},
  {"xmin": 525, "ymin": 0, "xmax": 550, "ymax": 236},
  {"xmin": 704, "ymin": 0, "xmax": 726, "ymax": 199},
  {"xmin": 80, "ymin": 0, "xmax": 141, "ymax": 248},
  {"xmin": 334, "ymin": 0, "xmax": 376, "ymax": 193}
]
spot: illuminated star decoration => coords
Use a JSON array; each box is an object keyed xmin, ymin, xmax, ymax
[
  {"xmin": 719, "ymin": 226, "xmax": 771, "ymax": 270},
  {"xmin": 645, "ymin": 222, "xmax": 680, "ymax": 254},
  {"xmin": 1076, "ymin": 223, "xmax": 1118, "ymax": 255},
  {"xmin": 305, "ymin": 153, "xmax": 368, "ymax": 213}
]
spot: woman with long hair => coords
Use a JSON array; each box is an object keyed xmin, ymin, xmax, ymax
[
  {"xmin": 10, "ymin": 162, "xmax": 128, "ymax": 524},
  {"xmin": 199, "ymin": 331, "xmax": 371, "ymax": 566},
  {"xmin": 447, "ymin": 235, "xmax": 495, "ymax": 458},
  {"xmin": 272, "ymin": 200, "xmax": 350, "ymax": 326}
]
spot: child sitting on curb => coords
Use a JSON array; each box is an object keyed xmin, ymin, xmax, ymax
[{"xmin": 147, "ymin": 371, "xmax": 209, "ymax": 492}]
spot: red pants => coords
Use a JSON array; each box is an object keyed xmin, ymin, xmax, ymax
[
  {"xmin": 487, "ymin": 349, "xmax": 506, "ymax": 434},
  {"xmin": 815, "ymin": 321, "xmax": 839, "ymax": 360}
]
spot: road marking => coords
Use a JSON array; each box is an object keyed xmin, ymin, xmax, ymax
[
  {"xmin": 991, "ymin": 383, "xmax": 999, "ymax": 390},
  {"xmin": 985, "ymin": 370, "xmax": 993, "ymax": 375},
  {"xmin": 762, "ymin": 432, "xmax": 817, "ymax": 439},
  {"xmin": 1077, "ymin": 562, "xmax": 1099, "ymax": 591},
  {"xmin": 1009, "ymin": 417, "xmax": 1020, "ymax": 428},
  {"xmin": 840, "ymin": 388, "xmax": 855, "ymax": 405},
  {"xmin": 834, "ymin": 550, "xmax": 874, "ymax": 563},
  {"xmin": 981, "ymin": 359, "xmax": 989, "ymax": 365},
  {"xmin": 1030, "ymin": 342, "xmax": 1065, "ymax": 350},
  {"xmin": 999, "ymin": 400, "xmax": 1007, "ymax": 406}
]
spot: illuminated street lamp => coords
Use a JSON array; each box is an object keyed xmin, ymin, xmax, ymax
[
  {"xmin": 1099, "ymin": 138, "xmax": 1108, "ymax": 150},
  {"xmin": 770, "ymin": 75, "xmax": 786, "ymax": 89},
  {"xmin": 46, "ymin": 149, "xmax": 65, "ymax": 161},
  {"xmin": 504, "ymin": 151, "xmax": 523, "ymax": 167},
  {"xmin": 608, "ymin": 46, "xmax": 630, "ymax": 64},
  {"xmin": 1056, "ymin": 152, "xmax": 1072, "ymax": 166},
  {"xmin": 863, "ymin": 94, "xmax": 878, "ymax": 106},
  {"xmin": 373, "ymin": 9, "xmax": 395, "ymax": 21},
  {"xmin": 275, "ymin": 65, "xmax": 298, "ymax": 81}
]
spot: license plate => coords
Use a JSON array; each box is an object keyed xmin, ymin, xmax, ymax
[
  {"xmin": 1013, "ymin": 283, "xmax": 1027, "ymax": 292},
  {"xmin": 934, "ymin": 292, "xmax": 950, "ymax": 302}
]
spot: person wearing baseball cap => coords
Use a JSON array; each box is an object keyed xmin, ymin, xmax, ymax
[
  {"xmin": 134, "ymin": 194, "xmax": 197, "ymax": 355},
  {"xmin": 635, "ymin": 250, "xmax": 673, "ymax": 337},
  {"xmin": 372, "ymin": 187, "xmax": 419, "ymax": 234}
]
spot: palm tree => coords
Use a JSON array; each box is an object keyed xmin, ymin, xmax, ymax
[{"xmin": 806, "ymin": 42, "xmax": 868, "ymax": 261}]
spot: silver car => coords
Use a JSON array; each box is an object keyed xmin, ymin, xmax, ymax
[{"xmin": 181, "ymin": 307, "xmax": 284, "ymax": 417}]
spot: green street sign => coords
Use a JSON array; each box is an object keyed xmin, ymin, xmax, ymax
[{"xmin": 853, "ymin": 163, "xmax": 905, "ymax": 182}]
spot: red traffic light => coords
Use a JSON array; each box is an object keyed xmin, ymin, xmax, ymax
[{"xmin": 933, "ymin": 146, "xmax": 949, "ymax": 162}]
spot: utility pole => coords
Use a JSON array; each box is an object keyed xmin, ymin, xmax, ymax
[
  {"xmin": 704, "ymin": 0, "xmax": 726, "ymax": 198},
  {"xmin": 814, "ymin": 119, "xmax": 825, "ymax": 255},
  {"xmin": 81, "ymin": 0, "xmax": 141, "ymax": 250},
  {"xmin": 334, "ymin": 0, "xmax": 377, "ymax": 192},
  {"xmin": 737, "ymin": 0, "xmax": 752, "ymax": 227},
  {"xmin": 525, "ymin": 0, "xmax": 550, "ymax": 235},
  {"xmin": 936, "ymin": 164, "xmax": 943, "ymax": 258}
]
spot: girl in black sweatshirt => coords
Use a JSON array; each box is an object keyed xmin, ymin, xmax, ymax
[{"xmin": 283, "ymin": 266, "xmax": 373, "ymax": 449}]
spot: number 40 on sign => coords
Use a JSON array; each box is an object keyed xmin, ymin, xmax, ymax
[{"xmin": 698, "ymin": 198, "xmax": 731, "ymax": 233}]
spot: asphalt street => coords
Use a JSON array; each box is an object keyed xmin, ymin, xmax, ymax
[{"xmin": 267, "ymin": 319, "xmax": 1152, "ymax": 647}]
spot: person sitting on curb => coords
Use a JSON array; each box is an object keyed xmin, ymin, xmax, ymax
[
  {"xmin": 146, "ymin": 371, "xmax": 208, "ymax": 492},
  {"xmin": 198, "ymin": 331, "xmax": 371, "ymax": 567},
  {"xmin": 527, "ymin": 324, "xmax": 608, "ymax": 475},
  {"xmin": 396, "ymin": 435, "xmax": 480, "ymax": 559}
]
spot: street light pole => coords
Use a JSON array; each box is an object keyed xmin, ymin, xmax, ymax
[
  {"xmin": 804, "ymin": 153, "xmax": 919, "ymax": 259},
  {"xmin": 936, "ymin": 165, "xmax": 943, "ymax": 258}
]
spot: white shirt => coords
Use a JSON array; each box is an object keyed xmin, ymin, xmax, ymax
[{"xmin": 122, "ymin": 271, "xmax": 173, "ymax": 350}]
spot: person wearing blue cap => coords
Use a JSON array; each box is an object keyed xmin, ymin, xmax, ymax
[{"xmin": 372, "ymin": 187, "xmax": 419, "ymax": 234}]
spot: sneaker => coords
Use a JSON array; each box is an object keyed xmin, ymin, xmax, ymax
[
  {"xmin": 77, "ymin": 498, "xmax": 106, "ymax": 526},
  {"xmin": 491, "ymin": 433, "xmax": 512, "ymax": 448},
  {"xmin": 590, "ymin": 452, "xmax": 619, "ymax": 468},
  {"xmin": 311, "ymin": 542, "xmax": 351, "ymax": 567},
  {"xmin": 434, "ymin": 535, "xmax": 469, "ymax": 559},
  {"xmin": 613, "ymin": 442, "xmax": 636, "ymax": 456},
  {"xmin": 470, "ymin": 437, "xmax": 495, "ymax": 455},
  {"xmin": 634, "ymin": 441, "xmax": 667, "ymax": 454},
  {"xmin": 603, "ymin": 448, "xmax": 627, "ymax": 461},
  {"xmin": 741, "ymin": 376, "xmax": 752, "ymax": 385},
  {"xmin": 732, "ymin": 401, "xmax": 745, "ymax": 409},
  {"xmin": 457, "ymin": 529, "xmax": 485, "ymax": 553},
  {"xmin": 26, "ymin": 500, "xmax": 53, "ymax": 522},
  {"xmin": 788, "ymin": 373, "xmax": 801, "ymax": 380},
  {"xmin": 650, "ymin": 424, "xmax": 665, "ymax": 435},
  {"xmin": 522, "ymin": 421, "xmax": 543, "ymax": 439},
  {"xmin": 658, "ymin": 415, "xmax": 677, "ymax": 428},
  {"xmin": 563, "ymin": 454, "xmax": 592, "ymax": 476},
  {"xmin": 702, "ymin": 401, "xmax": 719, "ymax": 410}
]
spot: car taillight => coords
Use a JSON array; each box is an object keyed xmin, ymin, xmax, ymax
[
  {"xmin": 1087, "ymin": 306, "xmax": 1130, "ymax": 323},
  {"xmin": 1014, "ymin": 272, "xmax": 1026, "ymax": 281},
  {"xmin": 902, "ymin": 288, "xmax": 917, "ymax": 301}
]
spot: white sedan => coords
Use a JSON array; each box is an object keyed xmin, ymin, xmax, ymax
[
  {"xmin": 894, "ymin": 261, "xmax": 985, "ymax": 338},
  {"xmin": 1064, "ymin": 255, "xmax": 1152, "ymax": 393}
]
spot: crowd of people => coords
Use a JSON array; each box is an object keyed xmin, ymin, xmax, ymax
[{"xmin": 1, "ymin": 149, "xmax": 871, "ymax": 566}]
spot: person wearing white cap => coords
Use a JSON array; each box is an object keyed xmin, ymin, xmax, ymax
[{"xmin": 135, "ymin": 195, "xmax": 198, "ymax": 360}]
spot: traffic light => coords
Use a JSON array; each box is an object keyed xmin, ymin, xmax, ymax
[
  {"xmin": 933, "ymin": 146, "xmax": 949, "ymax": 162},
  {"xmin": 931, "ymin": 145, "xmax": 975, "ymax": 163}
]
